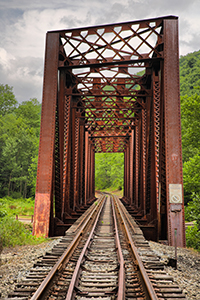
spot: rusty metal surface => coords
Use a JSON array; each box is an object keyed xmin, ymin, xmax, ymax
[
  {"xmin": 33, "ymin": 32, "xmax": 59, "ymax": 237},
  {"xmin": 163, "ymin": 19, "xmax": 186, "ymax": 247},
  {"xmin": 33, "ymin": 16, "xmax": 185, "ymax": 247}
]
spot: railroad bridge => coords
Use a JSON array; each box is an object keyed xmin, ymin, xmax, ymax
[{"xmin": 33, "ymin": 16, "xmax": 186, "ymax": 247}]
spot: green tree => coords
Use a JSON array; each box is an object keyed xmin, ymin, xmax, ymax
[
  {"xmin": 0, "ymin": 97, "xmax": 41, "ymax": 198},
  {"xmin": 183, "ymin": 154, "xmax": 200, "ymax": 198},
  {"xmin": 95, "ymin": 153, "xmax": 124, "ymax": 190},
  {"xmin": 180, "ymin": 50, "xmax": 200, "ymax": 97},
  {"xmin": 0, "ymin": 84, "xmax": 17, "ymax": 116},
  {"xmin": 181, "ymin": 94, "xmax": 200, "ymax": 162}
]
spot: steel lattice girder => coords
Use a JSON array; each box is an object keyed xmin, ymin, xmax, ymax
[{"xmin": 33, "ymin": 16, "xmax": 186, "ymax": 248}]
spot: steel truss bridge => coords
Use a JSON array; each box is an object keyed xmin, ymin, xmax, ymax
[{"xmin": 33, "ymin": 16, "xmax": 186, "ymax": 247}]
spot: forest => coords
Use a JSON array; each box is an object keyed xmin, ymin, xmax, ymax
[{"xmin": 0, "ymin": 50, "xmax": 200, "ymax": 249}]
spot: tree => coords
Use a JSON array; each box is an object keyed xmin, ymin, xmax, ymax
[
  {"xmin": 0, "ymin": 84, "xmax": 17, "ymax": 116},
  {"xmin": 181, "ymin": 94, "xmax": 200, "ymax": 162},
  {"xmin": 179, "ymin": 50, "xmax": 200, "ymax": 97},
  {"xmin": 0, "ymin": 97, "xmax": 41, "ymax": 198},
  {"xmin": 95, "ymin": 153, "xmax": 124, "ymax": 190},
  {"xmin": 183, "ymin": 154, "xmax": 200, "ymax": 201}
]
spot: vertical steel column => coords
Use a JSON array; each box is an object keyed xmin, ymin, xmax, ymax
[
  {"xmin": 126, "ymin": 143, "xmax": 130, "ymax": 201},
  {"xmin": 141, "ymin": 109, "xmax": 147, "ymax": 215},
  {"xmin": 88, "ymin": 140, "xmax": 92, "ymax": 200},
  {"xmin": 33, "ymin": 32, "xmax": 59, "ymax": 237},
  {"xmin": 137, "ymin": 118, "xmax": 142, "ymax": 209},
  {"xmin": 85, "ymin": 131, "xmax": 89, "ymax": 203},
  {"xmin": 91, "ymin": 148, "xmax": 95, "ymax": 199},
  {"xmin": 62, "ymin": 95, "xmax": 72, "ymax": 219},
  {"xmin": 74, "ymin": 116, "xmax": 80, "ymax": 210},
  {"xmin": 70, "ymin": 103, "xmax": 77, "ymax": 211},
  {"xmin": 158, "ymin": 74, "xmax": 167, "ymax": 240},
  {"xmin": 134, "ymin": 126, "xmax": 139, "ymax": 208},
  {"xmin": 129, "ymin": 130, "xmax": 134, "ymax": 206},
  {"xmin": 152, "ymin": 70, "xmax": 161, "ymax": 235},
  {"xmin": 54, "ymin": 70, "xmax": 65, "ymax": 221},
  {"xmin": 123, "ymin": 148, "xmax": 127, "ymax": 199},
  {"xmin": 163, "ymin": 19, "xmax": 186, "ymax": 247},
  {"xmin": 79, "ymin": 119, "xmax": 85, "ymax": 207}
]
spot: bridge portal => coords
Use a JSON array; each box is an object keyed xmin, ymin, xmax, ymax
[{"xmin": 33, "ymin": 16, "xmax": 185, "ymax": 247}]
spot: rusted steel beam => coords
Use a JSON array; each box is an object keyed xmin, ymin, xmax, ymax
[
  {"xmin": 33, "ymin": 17, "xmax": 185, "ymax": 247},
  {"xmin": 163, "ymin": 19, "xmax": 185, "ymax": 247},
  {"xmin": 142, "ymin": 108, "xmax": 147, "ymax": 216},
  {"xmin": 129, "ymin": 130, "xmax": 134, "ymax": 206},
  {"xmin": 62, "ymin": 95, "xmax": 72, "ymax": 219},
  {"xmin": 50, "ymin": 15, "xmax": 177, "ymax": 35},
  {"xmin": 79, "ymin": 119, "xmax": 85, "ymax": 207},
  {"xmin": 33, "ymin": 32, "xmax": 59, "ymax": 237},
  {"xmin": 134, "ymin": 126, "xmax": 139, "ymax": 208},
  {"xmin": 74, "ymin": 117, "xmax": 80, "ymax": 210},
  {"xmin": 85, "ymin": 131, "xmax": 89, "ymax": 204}
]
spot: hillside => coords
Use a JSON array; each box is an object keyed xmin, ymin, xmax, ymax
[{"xmin": 180, "ymin": 50, "xmax": 200, "ymax": 96}]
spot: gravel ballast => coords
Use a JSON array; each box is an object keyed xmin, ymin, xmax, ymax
[
  {"xmin": 149, "ymin": 241, "xmax": 200, "ymax": 300},
  {"xmin": 0, "ymin": 239, "xmax": 61, "ymax": 298},
  {"xmin": 0, "ymin": 239, "xmax": 199, "ymax": 299}
]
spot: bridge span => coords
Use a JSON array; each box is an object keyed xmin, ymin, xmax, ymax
[{"xmin": 33, "ymin": 16, "xmax": 186, "ymax": 247}]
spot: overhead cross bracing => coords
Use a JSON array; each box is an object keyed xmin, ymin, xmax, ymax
[
  {"xmin": 33, "ymin": 16, "xmax": 186, "ymax": 248},
  {"xmin": 58, "ymin": 20, "xmax": 160, "ymax": 153}
]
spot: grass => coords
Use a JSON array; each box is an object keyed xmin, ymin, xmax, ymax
[
  {"xmin": 0, "ymin": 215, "xmax": 47, "ymax": 248},
  {"xmin": 0, "ymin": 197, "xmax": 48, "ymax": 249},
  {"xmin": 0, "ymin": 196, "xmax": 34, "ymax": 218}
]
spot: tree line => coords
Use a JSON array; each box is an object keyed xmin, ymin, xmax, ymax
[{"xmin": 0, "ymin": 84, "xmax": 41, "ymax": 198}]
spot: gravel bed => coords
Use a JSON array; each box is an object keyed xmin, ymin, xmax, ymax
[
  {"xmin": 0, "ymin": 238, "xmax": 61, "ymax": 298},
  {"xmin": 0, "ymin": 239, "xmax": 199, "ymax": 299},
  {"xmin": 149, "ymin": 241, "xmax": 200, "ymax": 300}
]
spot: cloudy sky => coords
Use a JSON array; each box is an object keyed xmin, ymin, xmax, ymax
[{"xmin": 0, "ymin": 0, "xmax": 200, "ymax": 103}]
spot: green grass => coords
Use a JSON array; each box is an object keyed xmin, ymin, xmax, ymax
[
  {"xmin": 0, "ymin": 196, "xmax": 34, "ymax": 218},
  {"xmin": 0, "ymin": 216, "xmax": 47, "ymax": 248},
  {"xmin": 0, "ymin": 197, "xmax": 48, "ymax": 249}
]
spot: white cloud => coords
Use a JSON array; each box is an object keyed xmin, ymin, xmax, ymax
[
  {"xmin": 0, "ymin": 1, "xmax": 200, "ymax": 102},
  {"xmin": 0, "ymin": 48, "xmax": 16, "ymax": 69}
]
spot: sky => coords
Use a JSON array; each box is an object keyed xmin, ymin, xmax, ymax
[{"xmin": 0, "ymin": 0, "xmax": 200, "ymax": 103}]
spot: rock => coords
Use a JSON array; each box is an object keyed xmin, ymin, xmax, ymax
[{"xmin": 149, "ymin": 241, "xmax": 200, "ymax": 300}]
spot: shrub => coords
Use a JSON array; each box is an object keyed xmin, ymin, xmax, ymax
[
  {"xmin": 186, "ymin": 223, "xmax": 200, "ymax": 251},
  {"xmin": 0, "ymin": 216, "xmax": 46, "ymax": 248}
]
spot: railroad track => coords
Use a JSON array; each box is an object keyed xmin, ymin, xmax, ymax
[{"xmin": 2, "ymin": 194, "xmax": 186, "ymax": 300}]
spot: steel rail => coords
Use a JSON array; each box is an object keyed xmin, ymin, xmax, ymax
[
  {"xmin": 113, "ymin": 195, "xmax": 159, "ymax": 300},
  {"xmin": 111, "ymin": 196, "xmax": 125, "ymax": 300},
  {"xmin": 30, "ymin": 196, "xmax": 105, "ymax": 300},
  {"xmin": 72, "ymin": 201, "xmax": 97, "ymax": 233},
  {"xmin": 65, "ymin": 197, "xmax": 106, "ymax": 300}
]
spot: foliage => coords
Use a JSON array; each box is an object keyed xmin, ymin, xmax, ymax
[
  {"xmin": 0, "ymin": 215, "xmax": 46, "ymax": 247},
  {"xmin": 183, "ymin": 155, "xmax": 200, "ymax": 201},
  {"xmin": 184, "ymin": 193, "xmax": 200, "ymax": 227},
  {"xmin": 0, "ymin": 91, "xmax": 41, "ymax": 198},
  {"xmin": 180, "ymin": 50, "xmax": 200, "ymax": 97},
  {"xmin": 185, "ymin": 224, "xmax": 200, "ymax": 251},
  {"xmin": 180, "ymin": 51, "xmax": 200, "ymax": 250},
  {"xmin": 95, "ymin": 153, "xmax": 124, "ymax": 191},
  {"xmin": 0, "ymin": 197, "xmax": 35, "ymax": 217},
  {"xmin": 0, "ymin": 84, "xmax": 17, "ymax": 116},
  {"xmin": 181, "ymin": 94, "xmax": 200, "ymax": 162}
]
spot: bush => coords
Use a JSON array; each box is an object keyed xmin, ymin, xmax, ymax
[
  {"xmin": 0, "ymin": 197, "xmax": 34, "ymax": 217},
  {"xmin": 184, "ymin": 193, "xmax": 200, "ymax": 225},
  {"xmin": 186, "ymin": 223, "xmax": 200, "ymax": 251},
  {"xmin": 0, "ymin": 215, "xmax": 47, "ymax": 248}
]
